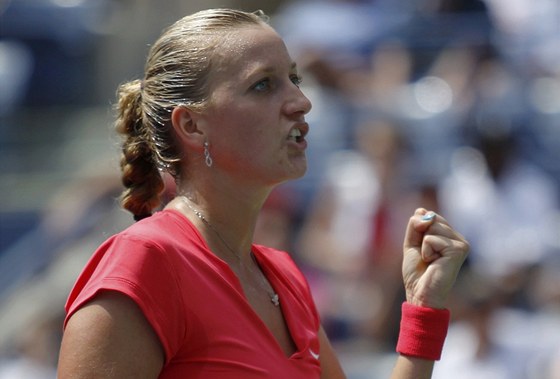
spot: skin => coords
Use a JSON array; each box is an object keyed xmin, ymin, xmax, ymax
[
  {"xmin": 176, "ymin": 25, "xmax": 311, "ymax": 188},
  {"xmin": 57, "ymin": 23, "xmax": 469, "ymax": 379}
]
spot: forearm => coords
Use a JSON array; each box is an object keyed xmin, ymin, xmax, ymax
[{"xmin": 390, "ymin": 355, "xmax": 434, "ymax": 379}]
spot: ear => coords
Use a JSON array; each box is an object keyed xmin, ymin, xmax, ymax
[{"xmin": 170, "ymin": 105, "xmax": 204, "ymax": 144}]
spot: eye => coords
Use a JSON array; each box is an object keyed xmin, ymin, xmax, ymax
[
  {"xmin": 291, "ymin": 74, "xmax": 303, "ymax": 87},
  {"xmin": 252, "ymin": 78, "xmax": 271, "ymax": 92}
]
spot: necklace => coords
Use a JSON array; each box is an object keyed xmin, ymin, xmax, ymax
[{"xmin": 180, "ymin": 196, "xmax": 280, "ymax": 307}]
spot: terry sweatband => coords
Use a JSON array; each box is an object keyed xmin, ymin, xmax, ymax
[{"xmin": 396, "ymin": 302, "xmax": 450, "ymax": 361}]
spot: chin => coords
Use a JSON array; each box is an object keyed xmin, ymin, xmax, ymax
[
  {"xmin": 287, "ymin": 164, "xmax": 308, "ymax": 181},
  {"xmin": 271, "ymin": 156, "xmax": 307, "ymax": 184},
  {"xmin": 273, "ymin": 166, "xmax": 307, "ymax": 187}
]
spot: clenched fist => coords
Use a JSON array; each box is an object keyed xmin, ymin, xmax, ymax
[{"xmin": 402, "ymin": 208, "xmax": 470, "ymax": 309}]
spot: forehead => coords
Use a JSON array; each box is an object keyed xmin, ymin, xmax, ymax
[{"xmin": 212, "ymin": 25, "xmax": 294, "ymax": 77}]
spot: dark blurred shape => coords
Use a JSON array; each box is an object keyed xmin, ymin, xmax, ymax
[{"xmin": 0, "ymin": 0, "xmax": 115, "ymax": 107}]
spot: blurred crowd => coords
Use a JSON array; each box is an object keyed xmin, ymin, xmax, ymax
[{"xmin": 1, "ymin": 0, "xmax": 559, "ymax": 378}]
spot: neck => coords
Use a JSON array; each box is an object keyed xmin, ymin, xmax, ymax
[
  {"xmin": 179, "ymin": 196, "xmax": 244, "ymax": 260},
  {"xmin": 171, "ymin": 195, "xmax": 257, "ymax": 264},
  {"xmin": 171, "ymin": 173, "xmax": 273, "ymax": 258}
]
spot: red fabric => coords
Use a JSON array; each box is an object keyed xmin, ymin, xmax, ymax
[
  {"xmin": 396, "ymin": 302, "xmax": 450, "ymax": 361},
  {"xmin": 65, "ymin": 209, "xmax": 321, "ymax": 379}
]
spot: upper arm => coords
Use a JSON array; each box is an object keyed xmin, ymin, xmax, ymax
[
  {"xmin": 318, "ymin": 325, "xmax": 347, "ymax": 379},
  {"xmin": 58, "ymin": 291, "xmax": 165, "ymax": 379}
]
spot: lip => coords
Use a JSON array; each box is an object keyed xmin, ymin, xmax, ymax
[{"xmin": 296, "ymin": 121, "xmax": 309, "ymax": 138}]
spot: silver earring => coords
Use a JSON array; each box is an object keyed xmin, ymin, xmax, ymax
[{"xmin": 204, "ymin": 141, "xmax": 213, "ymax": 167}]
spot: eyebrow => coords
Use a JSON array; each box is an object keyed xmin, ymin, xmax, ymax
[{"xmin": 249, "ymin": 61, "xmax": 298, "ymax": 76}]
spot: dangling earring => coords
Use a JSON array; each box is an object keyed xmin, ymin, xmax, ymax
[{"xmin": 204, "ymin": 141, "xmax": 213, "ymax": 167}]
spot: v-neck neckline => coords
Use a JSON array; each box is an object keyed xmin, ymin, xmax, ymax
[{"xmin": 166, "ymin": 208, "xmax": 301, "ymax": 359}]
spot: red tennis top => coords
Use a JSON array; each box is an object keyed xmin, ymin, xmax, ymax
[{"xmin": 64, "ymin": 209, "xmax": 322, "ymax": 378}]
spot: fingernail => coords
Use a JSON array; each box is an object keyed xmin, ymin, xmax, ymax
[{"xmin": 422, "ymin": 212, "xmax": 436, "ymax": 221}]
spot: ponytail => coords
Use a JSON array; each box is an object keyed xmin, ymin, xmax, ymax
[{"xmin": 115, "ymin": 80, "xmax": 164, "ymax": 220}]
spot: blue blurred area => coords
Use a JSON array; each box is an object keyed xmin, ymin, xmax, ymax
[
  {"xmin": 0, "ymin": 0, "xmax": 118, "ymax": 258},
  {"xmin": 0, "ymin": 0, "xmax": 114, "ymax": 107}
]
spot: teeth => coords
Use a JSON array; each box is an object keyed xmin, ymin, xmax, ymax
[{"xmin": 289, "ymin": 129, "xmax": 302, "ymax": 139}]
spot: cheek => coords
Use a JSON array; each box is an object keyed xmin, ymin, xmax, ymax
[
  {"xmin": 215, "ymin": 123, "xmax": 269, "ymax": 165},
  {"xmin": 227, "ymin": 115, "xmax": 274, "ymax": 150},
  {"xmin": 237, "ymin": 131, "xmax": 273, "ymax": 161},
  {"xmin": 208, "ymin": 103, "xmax": 280, "ymax": 161}
]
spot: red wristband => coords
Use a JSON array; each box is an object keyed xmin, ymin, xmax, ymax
[{"xmin": 396, "ymin": 302, "xmax": 450, "ymax": 361}]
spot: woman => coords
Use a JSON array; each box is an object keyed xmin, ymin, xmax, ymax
[{"xmin": 57, "ymin": 9, "xmax": 469, "ymax": 379}]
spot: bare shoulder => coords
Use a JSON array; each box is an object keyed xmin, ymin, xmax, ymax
[{"xmin": 58, "ymin": 291, "xmax": 164, "ymax": 379}]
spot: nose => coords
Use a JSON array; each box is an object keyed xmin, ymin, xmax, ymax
[{"xmin": 284, "ymin": 85, "xmax": 312, "ymax": 117}]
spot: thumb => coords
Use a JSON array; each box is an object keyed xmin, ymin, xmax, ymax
[{"xmin": 403, "ymin": 209, "xmax": 436, "ymax": 251}]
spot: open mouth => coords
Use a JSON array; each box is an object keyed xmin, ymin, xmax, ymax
[
  {"xmin": 288, "ymin": 122, "xmax": 308, "ymax": 143},
  {"xmin": 288, "ymin": 128, "xmax": 304, "ymax": 143}
]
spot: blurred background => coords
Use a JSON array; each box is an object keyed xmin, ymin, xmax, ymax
[{"xmin": 0, "ymin": 0, "xmax": 559, "ymax": 378}]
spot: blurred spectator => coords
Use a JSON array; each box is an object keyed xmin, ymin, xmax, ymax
[
  {"xmin": 435, "ymin": 113, "xmax": 560, "ymax": 377},
  {"xmin": 482, "ymin": 0, "xmax": 560, "ymax": 74},
  {"xmin": 433, "ymin": 266, "xmax": 560, "ymax": 379},
  {"xmin": 296, "ymin": 119, "xmax": 427, "ymax": 349},
  {"xmin": 439, "ymin": 120, "xmax": 559, "ymax": 282}
]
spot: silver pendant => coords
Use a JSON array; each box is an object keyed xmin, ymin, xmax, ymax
[{"xmin": 271, "ymin": 294, "xmax": 280, "ymax": 307}]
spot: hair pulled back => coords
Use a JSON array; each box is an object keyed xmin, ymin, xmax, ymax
[{"xmin": 115, "ymin": 9, "xmax": 269, "ymax": 220}]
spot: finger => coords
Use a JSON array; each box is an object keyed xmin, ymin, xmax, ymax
[
  {"xmin": 421, "ymin": 234, "xmax": 469, "ymax": 263},
  {"xmin": 424, "ymin": 219, "xmax": 469, "ymax": 250},
  {"xmin": 424, "ymin": 221, "xmax": 462, "ymax": 241},
  {"xmin": 418, "ymin": 209, "xmax": 468, "ymax": 243},
  {"xmin": 403, "ymin": 208, "xmax": 438, "ymax": 250}
]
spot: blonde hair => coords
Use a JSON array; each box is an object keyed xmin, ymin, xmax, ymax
[{"xmin": 115, "ymin": 9, "xmax": 269, "ymax": 220}]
